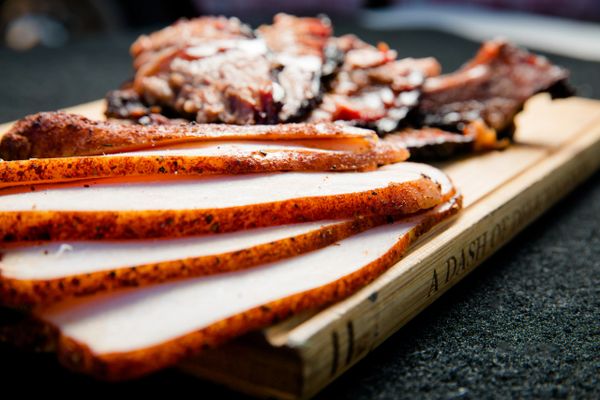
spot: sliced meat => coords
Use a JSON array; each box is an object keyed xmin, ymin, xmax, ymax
[
  {"xmin": 108, "ymin": 17, "xmax": 574, "ymax": 163},
  {"xmin": 123, "ymin": 14, "xmax": 333, "ymax": 125},
  {"xmin": 386, "ymin": 120, "xmax": 507, "ymax": 161},
  {"xmin": 0, "ymin": 139, "xmax": 409, "ymax": 188},
  {"xmin": 130, "ymin": 16, "xmax": 253, "ymax": 70},
  {"xmin": 0, "ymin": 219, "xmax": 381, "ymax": 307},
  {"xmin": 0, "ymin": 164, "xmax": 453, "ymax": 307},
  {"xmin": 8, "ymin": 193, "xmax": 460, "ymax": 380},
  {"xmin": 0, "ymin": 111, "xmax": 379, "ymax": 160},
  {"xmin": 416, "ymin": 39, "xmax": 573, "ymax": 136},
  {"xmin": 257, "ymin": 14, "xmax": 333, "ymax": 121},
  {"xmin": 0, "ymin": 162, "xmax": 444, "ymax": 241},
  {"xmin": 385, "ymin": 128, "xmax": 475, "ymax": 161},
  {"xmin": 309, "ymin": 35, "xmax": 441, "ymax": 134}
]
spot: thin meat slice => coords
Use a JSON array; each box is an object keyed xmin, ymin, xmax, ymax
[
  {"xmin": 0, "ymin": 162, "xmax": 444, "ymax": 241},
  {"xmin": 0, "ymin": 111, "xmax": 378, "ymax": 160},
  {"xmin": 0, "ymin": 164, "xmax": 454, "ymax": 307},
  {"xmin": 416, "ymin": 39, "xmax": 573, "ymax": 136},
  {"xmin": 0, "ymin": 220, "xmax": 381, "ymax": 307},
  {"xmin": 0, "ymin": 139, "xmax": 408, "ymax": 188},
  {"xmin": 387, "ymin": 119, "xmax": 505, "ymax": 161},
  {"xmin": 7, "ymin": 194, "xmax": 460, "ymax": 380}
]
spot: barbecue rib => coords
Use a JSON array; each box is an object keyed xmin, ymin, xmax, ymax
[{"xmin": 385, "ymin": 128, "xmax": 475, "ymax": 161}]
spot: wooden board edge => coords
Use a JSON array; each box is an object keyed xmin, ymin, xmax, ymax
[
  {"xmin": 179, "ymin": 339, "xmax": 304, "ymax": 400},
  {"xmin": 294, "ymin": 116, "xmax": 600, "ymax": 399}
]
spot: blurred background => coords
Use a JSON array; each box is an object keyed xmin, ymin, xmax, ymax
[
  {"xmin": 1, "ymin": 0, "xmax": 599, "ymax": 120},
  {"xmin": 1, "ymin": 0, "xmax": 599, "ymax": 55}
]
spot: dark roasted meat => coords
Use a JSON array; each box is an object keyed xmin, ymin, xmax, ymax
[
  {"xmin": 385, "ymin": 128, "xmax": 474, "ymax": 161},
  {"xmin": 415, "ymin": 39, "xmax": 573, "ymax": 136},
  {"xmin": 309, "ymin": 35, "xmax": 441, "ymax": 134},
  {"xmin": 257, "ymin": 13, "xmax": 333, "ymax": 121},
  {"xmin": 114, "ymin": 14, "xmax": 333, "ymax": 125},
  {"xmin": 105, "ymin": 88, "xmax": 153, "ymax": 120},
  {"xmin": 104, "ymin": 15, "xmax": 574, "ymax": 161}
]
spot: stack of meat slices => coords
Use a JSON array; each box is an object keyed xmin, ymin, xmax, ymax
[
  {"xmin": 105, "ymin": 14, "xmax": 573, "ymax": 161},
  {"xmin": 0, "ymin": 112, "xmax": 460, "ymax": 380},
  {"xmin": 0, "ymin": 112, "xmax": 408, "ymax": 186}
]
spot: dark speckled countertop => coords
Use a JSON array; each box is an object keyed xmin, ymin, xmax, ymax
[{"xmin": 0, "ymin": 25, "xmax": 598, "ymax": 399}]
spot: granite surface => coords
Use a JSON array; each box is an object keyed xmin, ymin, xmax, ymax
[{"xmin": 0, "ymin": 25, "xmax": 598, "ymax": 398}]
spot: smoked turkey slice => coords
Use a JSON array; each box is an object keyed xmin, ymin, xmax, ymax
[
  {"xmin": 0, "ymin": 111, "xmax": 377, "ymax": 160},
  {"xmin": 1, "ymin": 193, "xmax": 460, "ymax": 380},
  {"xmin": 0, "ymin": 162, "xmax": 445, "ymax": 241},
  {"xmin": 0, "ymin": 163, "xmax": 455, "ymax": 307}
]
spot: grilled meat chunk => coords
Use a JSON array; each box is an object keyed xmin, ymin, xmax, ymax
[
  {"xmin": 117, "ymin": 14, "xmax": 333, "ymax": 125},
  {"xmin": 105, "ymin": 88, "xmax": 154, "ymax": 120},
  {"xmin": 103, "ymin": 16, "xmax": 574, "ymax": 161},
  {"xmin": 415, "ymin": 39, "xmax": 573, "ymax": 137},
  {"xmin": 309, "ymin": 35, "xmax": 441, "ymax": 134},
  {"xmin": 257, "ymin": 14, "xmax": 333, "ymax": 121},
  {"xmin": 385, "ymin": 128, "xmax": 475, "ymax": 161}
]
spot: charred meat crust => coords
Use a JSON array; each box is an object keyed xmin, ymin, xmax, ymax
[
  {"xmin": 385, "ymin": 128, "xmax": 475, "ymax": 161},
  {"xmin": 105, "ymin": 88, "xmax": 153, "ymax": 120}
]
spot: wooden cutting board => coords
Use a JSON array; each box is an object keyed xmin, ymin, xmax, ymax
[{"xmin": 2, "ymin": 95, "xmax": 600, "ymax": 398}]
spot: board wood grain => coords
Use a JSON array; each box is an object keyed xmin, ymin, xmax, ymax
[{"xmin": 1, "ymin": 95, "xmax": 599, "ymax": 399}]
